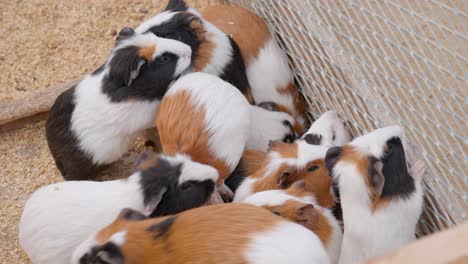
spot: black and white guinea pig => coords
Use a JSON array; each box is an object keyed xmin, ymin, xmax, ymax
[
  {"xmin": 203, "ymin": 5, "xmax": 308, "ymax": 134},
  {"xmin": 19, "ymin": 152, "xmax": 218, "ymax": 264},
  {"xmin": 302, "ymin": 110, "xmax": 351, "ymax": 147},
  {"xmin": 72, "ymin": 204, "xmax": 330, "ymax": 264},
  {"xmin": 325, "ymin": 126, "xmax": 425, "ymax": 264},
  {"xmin": 45, "ymin": 27, "xmax": 192, "ymax": 181},
  {"xmin": 135, "ymin": 0, "xmax": 255, "ymax": 104}
]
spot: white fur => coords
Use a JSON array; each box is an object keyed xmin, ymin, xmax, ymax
[
  {"xmin": 109, "ymin": 231, "xmax": 127, "ymax": 246},
  {"xmin": 350, "ymin": 125, "xmax": 404, "ymax": 159},
  {"xmin": 135, "ymin": 11, "xmax": 177, "ymax": 33},
  {"xmin": 335, "ymin": 127, "xmax": 423, "ymax": 264},
  {"xmin": 247, "ymin": 105, "xmax": 295, "ymax": 152},
  {"xmin": 247, "ymin": 38, "xmax": 294, "ymax": 108},
  {"xmin": 245, "ymin": 221, "xmax": 330, "ymax": 264},
  {"xmin": 166, "ymin": 154, "xmax": 219, "ymax": 184},
  {"xmin": 302, "ymin": 110, "xmax": 351, "ymax": 147},
  {"xmin": 71, "ymin": 33, "xmax": 191, "ymax": 166},
  {"xmin": 243, "ymin": 189, "xmax": 317, "ymax": 206},
  {"xmin": 165, "ymin": 73, "xmax": 250, "ymax": 173},
  {"xmin": 19, "ymin": 174, "xmax": 145, "ymax": 264},
  {"xmin": 320, "ymin": 207, "xmax": 343, "ymax": 264},
  {"xmin": 234, "ymin": 142, "xmax": 329, "ymax": 202}
]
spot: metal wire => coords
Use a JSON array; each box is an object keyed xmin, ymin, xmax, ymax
[{"xmin": 225, "ymin": 0, "xmax": 467, "ymax": 235}]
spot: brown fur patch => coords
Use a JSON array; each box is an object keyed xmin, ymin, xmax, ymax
[
  {"xmin": 157, "ymin": 90, "xmax": 231, "ymax": 183},
  {"xmin": 189, "ymin": 18, "xmax": 215, "ymax": 72},
  {"xmin": 203, "ymin": 5, "xmax": 271, "ymax": 64},
  {"xmin": 241, "ymin": 150, "xmax": 267, "ymax": 175},
  {"xmin": 93, "ymin": 204, "xmax": 282, "ymax": 264},
  {"xmin": 263, "ymin": 200, "xmax": 332, "ymax": 246},
  {"xmin": 304, "ymin": 159, "xmax": 335, "ymax": 208},
  {"xmin": 339, "ymin": 146, "xmax": 390, "ymax": 212},
  {"xmin": 277, "ymin": 82, "xmax": 307, "ymax": 133},
  {"xmin": 138, "ymin": 45, "xmax": 156, "ymax": 60},
  {"xmin": 269, "ymin": 141, "xmax": 298, "ymax": 158}
]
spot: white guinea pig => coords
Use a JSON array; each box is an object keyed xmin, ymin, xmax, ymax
[
  {"xmin": 72, "ymin": 204, "xmax": 330, "ymax": 264},
  {"xmin": 325, "ymin": 126, "xmax": 425, "ymax": 264},
  {"xmin": 45, "ymin": 27, "xmax": 192, "ymax": 181},
  {"xmin": 19, "ymin": 153, "xmax": 218, "ymax": 264}
]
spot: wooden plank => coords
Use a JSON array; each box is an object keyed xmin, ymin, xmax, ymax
[
  {"xmin": 367, "ymin": 222, "xmax": 468, "ymax": 264},
  {"xmin": 0, "ymin": 79, "xmax": 79, "ymax": 126}
]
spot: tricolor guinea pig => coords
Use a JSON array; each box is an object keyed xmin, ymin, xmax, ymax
[
  {"xmin": 325, "ymin": 126, "xmax": 425, "ymax": 264},
  {"xmin": 243, "ymin": 182, "xmax": 342, "ymax": 264},
  {"xmin": 45, "ymin": 27, "xmax": 192, "ymax": 181},
  {"xmin": 203, "ymin": 5, "xmax": 308, "ymax": 133},
  {"xmin": 19, "ymin": 153, "xmax": 217, "ymax": 264},
  {"xmin": 233, "ymin": 140, "xmax": 334, "ymax": 208},
  {"xmin": 156, "ymin": 72, "xmax": 250, "ymax": 199},
  {"xmin": 302, "ymin": 110, "xmax": 351, "ymax": 147},
  {"xmin": 72, "ymin": 204, "xmax": 330, "ymax": 264},
  {"xmin": 135, "ymin": 0, "xmax": 255, "ymax": 103}
]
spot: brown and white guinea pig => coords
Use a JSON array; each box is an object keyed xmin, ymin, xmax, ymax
[
  {"xmin": 325, "ymin": 126, "xmax": 426, "ymax": 264},
  {"xmin": 243, "ymin": 182, "xmax": 342, "ymax": 264},
  {"xmin": 45, "ymin": 27, "xmax": 192, "ymax": 181},
  {"xmin": 156, "ymin": 72, "xmax": 249, "ymax": 198},
  {"xmin": 302, "ymin": 110, "xmax": 351, "ymax": 147},
  {"xmin": 19, "ymin": 153, "xmax": 217, "ymax": 264},
  {"xmin": 203, "ymin": 5, "xmax": 308, "ymax": 133},
  {"xmin": 72, "ymin": 204, "xmax": 330, "ymax": 264},
  {"xmin": 233, "ymin": 140, "xmax": 334, "ymax": 209},
  {"xmin": 225, "ymin": 149, "xmax": 267, "ymax": 192}
]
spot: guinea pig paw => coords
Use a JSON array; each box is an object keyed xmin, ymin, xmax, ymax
[
  {"xmin": 218, "ymin": 184, "xmax": 234, "ymax": 202},
  {"xmin": 206, "ymin": 191, "xmax": 225, "ymax": 205}
]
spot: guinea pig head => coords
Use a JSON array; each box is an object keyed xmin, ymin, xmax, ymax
[
  {"xmin": 302, "ymin": 110, "xmax": 351, "ymax": 147},
  {"xmin": 100, "ymin": 27, "xmax": 192, "ymax": 102},
  {"xmin": 135, "ymin": 151, "xmax": 218, "ymax": 217},
  {"xmin": 325, "ymin": 126, "xmax": 423, "ymax": 211}
]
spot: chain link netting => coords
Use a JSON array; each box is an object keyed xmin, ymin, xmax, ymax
[{"xmin": 225, "ymin": 0, "xmax": 467, "ymax": 235}]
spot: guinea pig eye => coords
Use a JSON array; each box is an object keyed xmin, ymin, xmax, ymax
[
  {"xmin": 181, "ymin": 182, "xmax": 192, "ymax": 191},
  {"xmin": 307, "ymin": 165, "xmax": 319, "ymax": 173},
  {"xmin": 155, "ymin": 55, "xmax": 171, "ymax": 64}
]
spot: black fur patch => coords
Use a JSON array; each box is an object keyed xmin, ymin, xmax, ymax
[
  {"xmin": 102, "ymin": 47, "xmax": 178, "ymax": 102},
  {"xmin": 281, "ymin": 120, "xmax": 297, "ymax": 143},
  {"xmin": 325, "ymin": 146, "xmax": 342, "ymax": 175},
  {"xmin": 218, "ymin": 37, "xmax": 252, "ymax": 97},
  {"xmin": 91, "ymin": 64, "xmax": 105, "ymax": 76},
  {"xmin": 81, "ymin": 242, "xmax": 124, "ymax": 264},
  {"xmin": 164, "ymin": 0, "xmax": 187, "ymax": 11},
  {"xmin": 380, "ymin": 137, "xmax": 415, "ymax": 198},
  {"xmin": 121, "ymin": 208, "xmax": 147, "ymax": 221},
  {"xmin": 147, "ymin": 216, "xmax": 177, "ymax": 240},
  {"xmin": 303, "ymin": 134, "xmax": 322, "ymax": 145},
  {"xmin": 45, "ymin": 86, "xmax": 106, "ymax": 181},
  {"xmin": 139, "ymin": 158, "xmax": 215, "ymax": 217},
  {"xmin": 225, "ymin": 160, "xmax": 247, "ymax": 192}
]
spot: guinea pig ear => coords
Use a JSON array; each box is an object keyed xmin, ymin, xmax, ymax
[
  {"xmin": 257, "ymin": 101, "xmax": 278, "ymax": 111},
  {"xmin": 144, "ymin": 186, "xmax": 168, "ymax": 216},
  {"xmin": 134, "ymin": 151, "xmax": 159, "ymax": 171},
  {"xmin": 119, "ymin": 208, "xmax": 147, "ymax": 221},
  {"xmin": 296, "ymin": 204, "xmax": 318, "ymax": 223},
  {"xmin": 88, "ymin": 242, "xmax": 123, "ymax": 264},
  {"xmin": 303, "ymin": 133, "xmax": 323, "ymax": 145},
  {"xmin": 277, "ymin": 169, "xmax": 293, "ymax": 189},
  {"xmin": 115, "ymin": 27, "xmax": 135, "ymax": 44},
  {"xmin": 409, "ymin": 160, "xmax": 426, "ymax": 181},
  {"xmin": 371, "ymin": 161, "xmax": 385, "ymax": 197},
  {"xmin": 325, "ymin": 146, "xmax": 343, "ymax": 175},
  {"xmin": 164, "ymin": 0, "xmax": 187, "ymax": 11},
  {"xmin": 108, "ymin": 46, "xmax": 148, "ymax": 87}
]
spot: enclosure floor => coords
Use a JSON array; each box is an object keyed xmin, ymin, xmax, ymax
[{"xmin": 0, "ymin": 0, "xmax": 221, "ymax": 263}]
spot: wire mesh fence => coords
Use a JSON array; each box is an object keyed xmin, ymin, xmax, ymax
[{"xmin": 225, "ymin": 0, "xmax": 467, "ymax": 235}]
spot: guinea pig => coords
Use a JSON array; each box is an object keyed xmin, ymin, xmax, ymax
[
  {"xmin": 325, "ymin": 126, "xmax": 425, "ymax": 264},
  {"xmin": 225, "ymin": 149, "xmax": 267, "ymax": 192},
  {"xmin": 72, "ymin": 204, "xmax": 330, "ymax": 264},
  {"xmin": 243, "ymin": 182, "xmax": 342, "ymax": 264},
  {"xmin": 135, "ymin": 0, "xmax": 255, "ymax": 104},
  {"xmin": 233, "ymin": 140, "xmax": 334, "ymax": 208},
  {"xmin": 45, "ymin": 27, "xmax": 192, "ymax": 181},
  {"xmin": 19, "ymin": 153, "xmax": 217, "ymax": 264},
  {"xmin": 156, "ymin": 72, "xmax": 250, "ymax": 199},
  {"xmin": 302, "ymin": 110, "xmax": 351, "ymax": 147},
  {"xmin": 202, "ymin": 5, "xmax": 308, "ymax": 133}
]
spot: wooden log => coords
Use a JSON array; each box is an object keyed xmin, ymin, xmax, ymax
[
  {"xmin": 367, "ymin": 222, "xmax": 468, "ymax": 264},
  {"xmin": 0, "ymin": 79, "xmax": 79, "ymax": 125}
]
